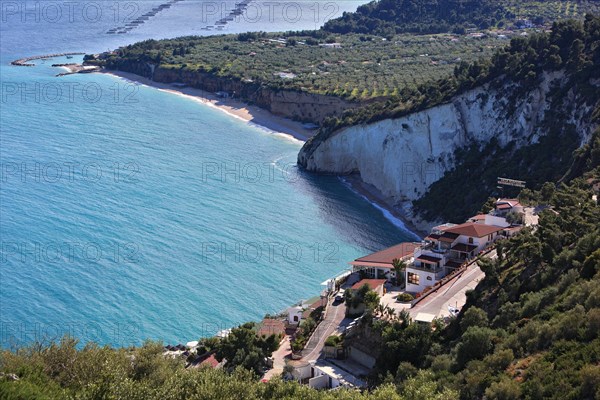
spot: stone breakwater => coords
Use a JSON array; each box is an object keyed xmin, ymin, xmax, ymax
[{"xmin": 11, "ymin": 53, "xmax": 85, "ymax": 67}]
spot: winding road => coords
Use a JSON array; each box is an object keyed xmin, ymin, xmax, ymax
[{"xmin": 301, "ymin": 297, "xmax": 346, "ymax": 361}]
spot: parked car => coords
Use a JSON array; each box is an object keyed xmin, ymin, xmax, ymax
[
  {"xmin": 448, "ymin": 306, "xmax": 460, "ymax": 316},
  {"xmin": 335, "ymin": 294, "xmax": 344, "ymax": 303}
]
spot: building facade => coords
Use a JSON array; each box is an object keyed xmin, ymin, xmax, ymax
[{"xmin": 405, "ymin": 222, "xmax": 503, "ymax": 293}]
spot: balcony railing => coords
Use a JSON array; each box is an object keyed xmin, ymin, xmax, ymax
[
  {"xmin": 419, "ymin": 243, "xmax": 449, "ymax": 254},
  {"xmin": 408, "ymin": 264, "xmax": 444, "ymax": 273}
]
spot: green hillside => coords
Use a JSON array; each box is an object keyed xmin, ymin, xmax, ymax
[
  {"xmin": 364, "ymin": 164, "xmax": 600, "ymax": 399},
  {"xmin": 324, "ymin": 0, "xmax": 600, "ymax": 35},
  {"xmin": 410, "ymin": 16, "xmax": 600, "ymax": 222},
  {"xmin": 96, "ymin": 32, "xmax": 505, "ymax": 100}
]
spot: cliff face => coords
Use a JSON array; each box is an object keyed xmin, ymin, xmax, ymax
[
  {"xmin": 109, "ymin": 62, "xmax": 357, "ymax": 124},
  {"xmin": 298, "ymin": 71, "xmax": 599, "ymax": 230}
]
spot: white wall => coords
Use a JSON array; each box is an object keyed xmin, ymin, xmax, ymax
[
  {"xmin": 308, "ymin": 375, "xmax": 329, "ymax": 389},
  {"xmin": 406, "ymin": 268, "xmax": 440, "ymax": 293},
  {"xmin": 455, "ymin": 233, "xmax": 498, "ymax": 254},
  {"xmin": 292, "ymin": 364, "xmax": 312, "ymax": 381},
  {"xmin": 484, "ymin": 215, "xmax": 510, "ymax": 228},
  {"xmin": 288, "ymin": 307, "xmax": 303, "ymax": 324}
]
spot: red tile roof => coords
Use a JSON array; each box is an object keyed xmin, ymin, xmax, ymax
[
  {"xmin": 200, "ymin": 354, "xmax": 220, "ymax": 368},
  {"xmin": 425, "ymin": 234, "xmax": 441, "ymax": 241},
  {"xmin": 257, "ymin": 318, "xmax": 286, "ymax": 337},
  {"xmin": 353, "ymin": 242, "xmax": 420, "ymax": 265},
  {"xmin": 469, "ymin": 214, "xmax": 487, "ymax": 221},
  {"xmin": 496, "ymin": 199, "xmax": 521, "ymax": 209},
  {"xmin": 351, "ymin": 279, "xmax": 387, "ymax": 290},
  {"xmin": 444, "ymin": 222, "xmax": 503, "ymax": 238},
  {"xmin": 439, "ymin": 232, "xmax": 460, "ymax": 242},
  {"xmin": 416, "ymin": 254, "xmax": 442, "ymax": 264}
]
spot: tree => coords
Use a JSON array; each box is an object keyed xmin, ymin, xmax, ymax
[
  {"xmin": 215, "ymin": 323, "xmax": 279, "ymax": 374},
  {"xmin": 392, "ymin": 258, "xmax": 407, "ymax": 286},
  {"xmin": 456, "ymin": 327, "xmax": 494, "ymax": 368},
  {"xmin": 460, "ymin": 307, "xmax": 489, "ymax": 332},
  {"xmin": 346, "ymin": 284, "xmax": 377, "ymax": 311},
  {"xmin": 540, "ymin": 182, "xmax": 556, "ymax": 203},
  {"xmin": 480, "ymin": 197, "xmax": 497, "ymax": 214},
  {"xmin": 364, "ymin": 290, "xmax": 381, "ymax": 311},
  {"xmin": 385, "ymin": 306, "xmax": 397, "ymax": 321},
  {"xmin": 478, "ymin": 257, "xmax": 499, "ymax": 285},
  {"xmin": 581, "ymin": 248, "xmax": 600, "ymax": 278},
  {"xmin": 402, "ymin": 371, "xmax": 459, "ymax": 400},
  {"xmin": 505, "ymin": 210, "xmax": 524, "ymax": 225},
  {"xmin": 485, "ymin": 378, "xmax": 522, "ymax": 400}
]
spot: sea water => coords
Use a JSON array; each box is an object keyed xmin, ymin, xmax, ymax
[{"xmin": 0, "ymin": 0, "xmax": 417, "ymax": 347}]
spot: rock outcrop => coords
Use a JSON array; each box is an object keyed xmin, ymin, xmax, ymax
[{"xmin": 298, "ymin": 71, "xmax": 599, "ymax": 230}]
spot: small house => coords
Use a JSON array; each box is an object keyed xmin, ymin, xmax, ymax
[
  {"xmin": 287, "ymin": 306, "xmax": 303, "ymax": 325},
  {"xmin": 351, "ymin": 279, "xmax": 387, "ymax": 297}
]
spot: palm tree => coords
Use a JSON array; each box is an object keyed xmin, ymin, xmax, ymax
[
  {"xmin": 398, "ymin": 309, "xmax": 412, "ymax": 326},
  {"xmin": 385, "ymin": 306, "xmax": 396, "ymax": 321},
  {"xmin": 392, "ymin": 258, "xmax": 407, "ymax": 287}
]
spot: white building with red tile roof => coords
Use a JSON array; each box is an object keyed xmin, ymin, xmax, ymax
[
  {"xmin": 349, "ymin": 242, "xmax": 420, "ymax": 283},
  {"xmin": 406, "ymin": 222, "xmax": 503, "ymax": 293},
  {"xmin": 495, "ymin": 198, "xmax": 524, "ymax": 215}
]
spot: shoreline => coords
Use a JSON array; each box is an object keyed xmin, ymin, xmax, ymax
[
  {"xmin": 93, "ymin": 69, "xmax": 424, "ymax": 238},
  {"xmin": 97, "ymin": 70, "xmax": 313, "ymax": 142},
  {"xmin": 14, "ymin": 59, "xmax": 426, "ymax": 348},
  {"xmin": 340, "ymin": 175, "xmax": 427, "ymax": 239},
  {"xmin": 94, "ymin": 71, "xmax": 425, "ymax": 239}
]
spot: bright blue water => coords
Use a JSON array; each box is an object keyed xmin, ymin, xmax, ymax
[{"xmin": 0, "ymin": 1, "xmax": 417, "ymax": 347}]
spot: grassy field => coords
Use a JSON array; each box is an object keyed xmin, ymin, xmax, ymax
[{"xmin": 117, "ymin": 32, "xmax": 507, "ymax": 100}]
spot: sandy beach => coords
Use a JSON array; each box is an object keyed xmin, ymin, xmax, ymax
[
  {"xmin": 68, "ymin": 67, "xmax": 423, "ymax": 238},
  {"xmin": 341, "ymin": 175, "xmax": 427, "ymax": 239},
  {"xmin": 97, "ymin": 70, "xmax": 314, "ymax": 142}
]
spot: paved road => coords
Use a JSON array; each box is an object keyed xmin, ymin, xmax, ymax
[
  {"xmin": 262, "ymin": 335, "xmax": 291, "ymax": 381},
  {"xmin": 410, "ymin": 250, "xmax": 496, "ymax": 318},
  {"xmin": 301, "ymin": 297, "xmax": 346, "ymax": 361}
]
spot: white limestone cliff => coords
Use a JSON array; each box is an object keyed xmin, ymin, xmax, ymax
[{"xmin": 298, "ymin": 71, "xmax": 597, "ymax": 230}]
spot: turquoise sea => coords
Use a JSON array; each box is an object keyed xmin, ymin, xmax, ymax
[{"xmin": 0, "ymin": 0, "xmax": 417, "ymax": 347}]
